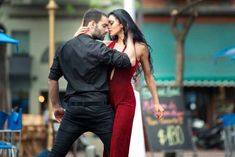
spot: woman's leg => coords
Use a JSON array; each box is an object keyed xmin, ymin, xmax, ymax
[{"xmin": 110, "ymin": 102, "xmax": 135, "ymax": 157}]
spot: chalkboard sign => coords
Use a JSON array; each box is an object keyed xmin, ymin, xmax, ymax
[{"xmin": 141, "ymin": 86, "xmax": 193, "ymax": 151}]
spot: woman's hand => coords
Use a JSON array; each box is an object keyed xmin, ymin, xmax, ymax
[
  {"xmin": 154, "ymin": 104, "xmax": 164, "ymax": 119},
  {"xmin": 73, "ymin": 19, "xmax": 89, "ymax": 37}
]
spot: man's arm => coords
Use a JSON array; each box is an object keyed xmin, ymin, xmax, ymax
[
  {"xmin": 97, "ymin": 44, "xmax": 130, "ymax": 68},
  {"xmin": 48, "ymin": 79, "xmax": 60, "ymax": 108},
  {"xmin": 48, "ymin": 79, "xmax": 64, "ymax": 123},
  {"xmin": 48, "ymin": 45, "xmax": 64, "ymax": 122},
  {"xmin": 97, "ymin": 36, "xmax": 135, "ymax": 68}
]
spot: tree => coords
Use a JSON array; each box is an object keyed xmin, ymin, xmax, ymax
[
  {"xmin": 0, "ymin": 0, "xmax": 9, "ymax": 112},
  {"xmin": 64, "ymin": 0, "xmax": 123, "ymax": 14},
  {"xmin": 166, "ymin": 1, "xmax": 205, "ymax": 157},
  {"xmin": 0, "ymin": 32, "xmax": 8, "ymax": 112},
  {"xmin": 171, "ymin": 0, "xmax": 204, "ymax": 87}
]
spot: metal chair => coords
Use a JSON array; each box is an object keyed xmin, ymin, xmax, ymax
[
  {"xmin": 0, "ymin": 140, "xmax": 16, "ymax": 157},
  {"xmin": 0, "ymin": 110, "xmax": 22, "ymax": 157},
  {"xmin": 0, "ymin": 111, "xmax": 8, "ymax": 130},
  {"xmin": 223, "ymin": 125, "xmax": 235, "ymax": 157},
  {"xmin": 221, "ymin": 114, "xmax": 235, "ymax": 157}
]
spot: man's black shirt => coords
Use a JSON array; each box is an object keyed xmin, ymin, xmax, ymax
[{"xmin": 48, "ymin": 34, "xmax": 131, "ymax": 102}]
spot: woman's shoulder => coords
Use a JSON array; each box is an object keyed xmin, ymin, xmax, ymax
[{"xmin": 135, "ymin": 42, "xmax": 148, "ymax": 51}]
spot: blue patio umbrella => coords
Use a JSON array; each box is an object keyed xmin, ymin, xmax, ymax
[
  {"xmin": 0, "ymin": 31, "xmax": 19, "ymax": 52},
  {"xmin": 214, "ymin": 45, "xmax": 235, "ymax": 57},
  {"xmin": 214, "ymin": 45, "xmax": 235, "ymax": 60}
]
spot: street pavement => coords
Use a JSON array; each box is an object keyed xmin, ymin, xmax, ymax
[
  {"xmin": 66, "ymin": 151, "xmax": 226, "ymax": 157},
  {"xmin": 65, "ymin": 132, "xmax": 227, "ymax": 157}
]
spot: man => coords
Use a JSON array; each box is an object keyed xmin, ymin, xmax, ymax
[{"xmin": 48, "ymin": 9, "xmax": 135, "ymax": 157}]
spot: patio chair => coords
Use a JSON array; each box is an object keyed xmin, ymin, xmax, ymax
[
  {"xmin": 0, "ymin": 111, "xmax": 8, "ymax": 129},
  {"xmin": 221, "ymin": 114, "xmax": 235, "ymax": 157},
  {"xmin": 0, "ymin": 110, "xmax": 22, "ymax": 157},
  {"xmin": 0, "ymin": 140, "xmax": 17, "ymax": 157}
]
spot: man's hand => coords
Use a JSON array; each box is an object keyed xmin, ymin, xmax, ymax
[
  {"xmin": 154, "ymin": 104, "xmax": 164, "ymax": 119},
  {"xmin": 53, "ymin": 105, "xmax": 64, "ymax": 123}
]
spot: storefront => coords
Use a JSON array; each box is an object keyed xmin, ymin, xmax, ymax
[{"xmin": 141, "ymin": 22, "xmax": 235, "ymax": 126}]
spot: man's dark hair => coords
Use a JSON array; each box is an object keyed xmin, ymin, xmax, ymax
[{"xmin": 83, "ymin": 9, "xmax": 107, "ymax": 26}]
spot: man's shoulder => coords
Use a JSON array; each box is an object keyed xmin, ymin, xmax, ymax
[
  {"xmin": 66, "ymin": 37, "xmax": 78, "ymax": 44},
  {"xmin": 70, "ymin": 35, "xmax": 94, "ymax": 46},
  {"xmin": 61, "ymin": 37, "xmax": 84, "ymax": 49},
  {"xmin": 63, "ymin": 35, "xmax": 106, "ymax": 52}
]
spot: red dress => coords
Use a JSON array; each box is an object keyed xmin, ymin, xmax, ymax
[{"xmin": 108, "ymin": 41, "xmax": 139, "ymax": 157}]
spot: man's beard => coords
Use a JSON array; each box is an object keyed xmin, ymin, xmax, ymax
[{"xmin": 92, "ymin": 26, "xmax": 105, "ymax": 40}]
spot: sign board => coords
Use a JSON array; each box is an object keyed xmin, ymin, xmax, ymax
[{"xmin": 141, "ymin": 86, "xmax": 193, "ymax": 151}]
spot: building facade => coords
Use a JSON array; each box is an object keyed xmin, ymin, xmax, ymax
[
  {"xmin": 141, "ymin": 0, "xmax": 235, "ymax": 127},
  {"xmin": 1, "ymin": 0, "xmax": 90, "ymax": 114},
  {"xmin": 1, "ymin": 0, "xmax": 235, "ymax": 126}
]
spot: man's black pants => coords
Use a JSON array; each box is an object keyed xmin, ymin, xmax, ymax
[{"xmin": 49, "ymin": 101, "xmax": 114, "ymax": 157}]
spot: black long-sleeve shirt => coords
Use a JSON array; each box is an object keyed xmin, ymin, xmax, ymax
[{"xmin": 48, "ymin": 34, "xmax": 131, "ymax": 102}]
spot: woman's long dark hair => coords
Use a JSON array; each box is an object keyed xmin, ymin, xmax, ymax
[{"xmin": 108, "ymin": 9, "xmax": 153, "ymax": 81}]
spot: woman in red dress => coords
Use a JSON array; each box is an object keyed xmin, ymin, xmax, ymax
[
  {"xmin": 106, "ymin": 9, "xmax": 164, "ymax": 157},
  {"xmin": 74, "ymin": 9, "xmax": 164, "ymax": 157}
]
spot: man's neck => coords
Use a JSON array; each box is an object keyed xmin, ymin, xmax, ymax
[{"xmin": 85, "ymin": 32, "xmax": 93, "ymax": 38}]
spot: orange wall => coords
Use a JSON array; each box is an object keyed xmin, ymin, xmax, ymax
[
  {"xmin": 143, "ymin": 0, "xmax": 235, "ymax": 7},
  {"xmin": 144, "ymin": 16, "xmax": 235, "ymax": 23}
]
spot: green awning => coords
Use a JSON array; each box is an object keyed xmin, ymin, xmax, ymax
[
  {"xmin": 142, "ymin": 23, "xmax": 235, "ymax": 86},
  {"xmin": 154, "ymin": 76, "xmax": 235, "ymax": 86}
]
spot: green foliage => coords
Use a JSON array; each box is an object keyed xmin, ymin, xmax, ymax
[
  {"xmin": 135, "ymin": 0, "xmax": 140, "ymax": 10},
  {"xmin": 79, "ymin": 0, "xmax": 90, "ymax": 4},
  {"xmin": 112, "ymin": 0, "xmax": 123, "ymax": 5},
  {"xmin": 89, "ymin": 0, "xmax": 103, "ymax": 8},
  {"xmin": 64, "ymin": 0, "xmax": 140, "ymax": 14},
  {"xmin": 65, "ymin": 3, "xmax": 76, "ymax": 15}
]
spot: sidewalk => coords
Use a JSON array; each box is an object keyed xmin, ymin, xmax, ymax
[
  {"xmin": 66, "ymin": 150, "xmax": 226, "ymax": 157},
  {"xmin": 146, "ymin": 151, "xmax": 225, "ymax": 157},
  {"xmin": 65, "ymin": 132, "xmax": 227, "ymax": 157}
]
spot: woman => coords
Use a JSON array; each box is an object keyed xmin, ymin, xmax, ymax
[{"xmin": 75, "ymin": 9, "xmax": 164, "ymax": 157}]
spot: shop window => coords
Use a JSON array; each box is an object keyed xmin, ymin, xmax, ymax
[
  {"xmin": 41, "ymin": 41, "xmax": 65, "ymax": 64},
  {"xmin": 39, "ymin": 91, "xmax": 66, "ymax": 114},
  {"xmin": 11, "ymin": 30, "xmax": 30, "ymax": 55},
  {"xmin": 11, "ymin": 90, "xmax": 29, "ymax": 113}
]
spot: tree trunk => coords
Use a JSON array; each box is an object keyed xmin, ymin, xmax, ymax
[
  {"xmin": 0, "ymin": 2, "xmax": 9, "ymax": 112},
  {"xmin": 171, "ymin": 0, "xmax": 204, "ymax": 87},
  {"xmin": 175, "ymin": 38, "xmax": 185, "ymax": 87},
  {"xmin": 0, "ymin": 43, "xmax": 8, "ymax": 111},
  {"xmin": 0, "ymin": 23, "xmax": 9, "ymax": 112},
  {"xmin": 165, "ymin": 1, "xmax": 204, "ymax": 156}
]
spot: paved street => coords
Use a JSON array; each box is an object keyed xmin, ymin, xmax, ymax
[
  {"xmin": 65, "ymin": 132, "xmax": 228, "ymax": 157},
  {"xmin": 66, "ymin": 151, "xmax": 226, "ymax": 157},
  {"xmin": 146, "ymin": 151, "xmax": 226, "ymax": 157}
]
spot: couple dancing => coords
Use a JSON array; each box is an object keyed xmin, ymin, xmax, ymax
[{"xmin": 48, "ymin": 8, "xmax": 164, "ymax": 157}]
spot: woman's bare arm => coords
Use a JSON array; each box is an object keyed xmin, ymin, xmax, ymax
[
  {"xmin": 137, "ymin": 43, "xmax": 164, "ymax": 119},
  {"xmin": 124, "ymin": 33, "xmax": 136, "ymax": 66}
]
